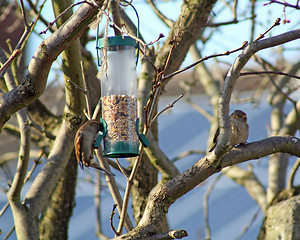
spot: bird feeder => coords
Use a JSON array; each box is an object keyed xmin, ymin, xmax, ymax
[{"xmin": 95, "ymin": 36, "xmax": 149, "ymax": 158}]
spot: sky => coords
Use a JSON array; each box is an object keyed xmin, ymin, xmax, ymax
[{"xmin": 26, "ymin": 0, "xmax": 300, "ymax": 85}]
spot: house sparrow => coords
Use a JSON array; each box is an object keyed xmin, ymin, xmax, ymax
[
  {"xmin": 209, "ymin": 110, "xmax": 249, "ymax": 152},
  {"xmin": 74, "ymin": 120, "xmax": 114, "ymax": 176}
]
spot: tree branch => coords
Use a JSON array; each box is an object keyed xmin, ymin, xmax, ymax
[
  {"xmin": 114, "ymin": 136, "xmax": 300, "ymax": 239},
  {"xmin": 0, "ymin": 0, "xmax": 46, "ymax": 79},
  {"xmin": 214, "ymin": 28, "xmax": 300, "ymax": 163},
  {"xmin": 3, "ymin": 52, "xmax": 31, "ymax": 203},
  {"xmin": 264, "ymin": 0, "xmax": 300, "ymax": 10},
  {"xmin": 240, "ymin": 70, "xmax": 300, "ymax": 80},
  {"xmin": 155, "ymin": 0, "xmax": 217, "ymax": 76},
  {"xmin": 0, "ymin": 0, "xmax": 103, "ymax": 130},
  {"xmin": 147, "ymin": 0, "xmax": 174, "ymax": 28},
  {"xmin": 95, "ymin": 148, "xmax": 134, "ymax": 232}
]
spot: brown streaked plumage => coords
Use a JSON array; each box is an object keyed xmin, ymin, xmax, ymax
[
  {"xmin": 74, "ymin": 120, "xmax": 114, "ymax": 176},
  {"xmin": 209, "ymin": 110, "xmax": 249, "ymax": 152}
]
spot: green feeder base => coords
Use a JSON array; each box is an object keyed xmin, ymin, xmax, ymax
[{"xmin": 103, "ymin": 141, "xmax": 139, "ymax": 158}]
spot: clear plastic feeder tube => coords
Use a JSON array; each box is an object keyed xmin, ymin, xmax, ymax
[{"xmin": 98, "ymin": 36, "xmax": 139, "ymax": 157}]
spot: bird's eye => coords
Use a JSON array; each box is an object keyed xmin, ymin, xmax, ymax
[{"xmin": 234, "ymin": 115, "xmax": 239, "ymax": 119}]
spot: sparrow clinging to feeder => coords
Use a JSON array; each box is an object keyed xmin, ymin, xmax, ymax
[
  {"xmin": 74, "ymin": 120, "xmax": 114, "ymax": 176},
  {"xmin": 209, "ymin": 110, "xmax": 249, "ymax": 152}
]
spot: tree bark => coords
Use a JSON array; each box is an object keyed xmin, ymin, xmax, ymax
[
  {"xmin": 39, "ymin": 152, "xmax": 78, "ymax": 240},
  {"xmin": 155, "ymin": 0, "xmax": 217, "ymax": 76},
  {"xmin": 267, "ymin": 62, "xmax": 300, "ymax": 203},
  {"xmin": 37, "ymin": 0, "xmax": 85, "ymax": 238}
]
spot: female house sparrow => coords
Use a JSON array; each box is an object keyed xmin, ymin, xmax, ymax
[
  {"xmin": 74, "ymin": 120, "xmax": 114, "ymax": 176},
  {"xmin": 209, "ymin": 110, "xmax": 249, "ymax": 152}
]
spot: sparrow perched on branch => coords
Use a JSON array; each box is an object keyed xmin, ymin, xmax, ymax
[
  {"xmin": 209, "ymin": 110, "xmax": 249, "ymax": 152},
  {"xmin": 74, "ymin": 120, "xmax": 114, "ymax": 176}
]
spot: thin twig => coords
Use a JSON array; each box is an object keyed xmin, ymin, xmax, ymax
[
  {"xmin": 0, "ymin": 150, "xmax": 43, "ymax": 218},
  {"xmin": 67, "ymin": 79, "xmax": 87, "ymax": 94},
  {"xmin": 264, "ymin": 0, "xmax": 300, "ymax": 9},
  {"xmin": 242, "ymin": 70, "xmax": 299, "ymax": 116},
  {"xmin": 161, "ymin": 41, "xmax": 248, "ymax": 83},
  {"xmin": 20, "ymin": 0, "xmax": 29, "ymax": 28},
  {"xmin": 252, "ymin": 55, "xmax": 299, "ymax": 120},
  {"xmin": 234, "ymin": 208, "xmax": 261, "ymax": 240},
  {"xmin": 147, "ymin": 0, "xmax": 174, "ymax": 27},
  {"xmin": 145, "ymin": 33, "xmax": 165, "ymax": 48},
  {"xmin": 114, "ymin": 158, "xmax": 129, "ymax": 179},
  {"xmin": 3, "ymin": 226, "xmax": 15, "ymax": 240},
  {"xmin": 185, "ymin": 98, "xmax": 213, "ymax": 122},
  {"xmin": 110, "ymin": 204, "xmax": 118, "ymax": 236},
  {"xmin": 95, "ymin": 148, "xmax": 134, "ymax": 232},
  {"xmin": 203, "ymin": 173, "xmax": 223, "ymax": 240},
  {"xmin": 0, "ymin": 202, "xmax": 9, "ymax": 217},
  {"xmin": 116, "ymin": 148, "xmax": 145, "ymax": 235},
  {"xmin": 240, "ymin": 70, "xmax": 300, "ymax": 80},
  {"xmin": 0, "ymin": 0, "xmax": 46, "ymax": 77},
  {"xmin": 171, "ymin": 150, "xmax": 206, "ymax": 162},
  {"xmin": 205, "ymin": 16, "xmax": 255, "ymax": 28},
  {"xmin": 151, "ymin": 94, "xmax": 183, "ymax": 125},
  {"xmin": 67, "ymin": 79, "xmax": 94, "ymax": 120},
  {"xmin": 145, "ymin": 72, "xmax": 164, "ymax": 129},
  {"xmin": 27, "ymin": 0, "xmax": 57, "ymax": 33},
  {"xmin": 27, "ymin": 115, "xmax": 56, "ymax": 140},
  {"xmin": 23, "ymin": 150, "xmax": 44, "ymax": 184},
  {"xmin": 92, "ymin": 99, "xmax": 102, "ymax": 121},
  {"xmin": 95, "ymin": 171, "xmax": 102, "ymax": 237},
  {"xmin": 287, "ymin": 158, "xmax": 300, "ymax": 190},
  {"xmin": 39, "ymin": 1, "xmax": 98, "ymax": 34},
  {"xmin": 254, "ymin": 18, "xmax": 281, "ymax": 41}
]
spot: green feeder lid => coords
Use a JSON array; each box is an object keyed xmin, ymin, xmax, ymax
[{"xmin": 98, "ymin": 36, "xmax": 137, "ymax": 49}]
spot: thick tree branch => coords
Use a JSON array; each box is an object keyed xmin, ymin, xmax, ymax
[
  {"xmin": 0, "ymin": 0, "xmax": 104, "ymax": 130},
  {"xmin": 114, "ymin": 136, "xmax": 300, "ymax": 239},
  {"xmin": 22, "ymin": 0, "xmax": 106, "ymax": 224},
  {"xmin": 7, "ymin": 99, "xmax": 31, "ymax": 203},
  {"xmin": 214, "ymin": 28, "xmax": 300, "ymax": 162},
  {"xmin": 24, "ymin": 120, "xmax": 76, "ymax": 218},
  {"xmin": 2, "ymin": 47, "xmax": 35, "ymax": 239},
  {"xmin": 155, "ymin": 0, "xmax": 217, "ymax": 76}
]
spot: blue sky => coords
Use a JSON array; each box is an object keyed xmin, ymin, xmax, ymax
[{"xmin": 27, "ymin": 0, "xmax": 300, "ymax": 82}]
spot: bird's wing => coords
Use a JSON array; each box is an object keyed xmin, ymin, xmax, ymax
[
  {"xmin": 208, "ymin": 127, "xmax": 220, "ymax": 152},
  {"xmin": 212, "ymin": 127, "xmax": 220, "ymax": 144},
  {"xmin": 75, "ymin": 132, "xmax": 84, "ymax": 169}
]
